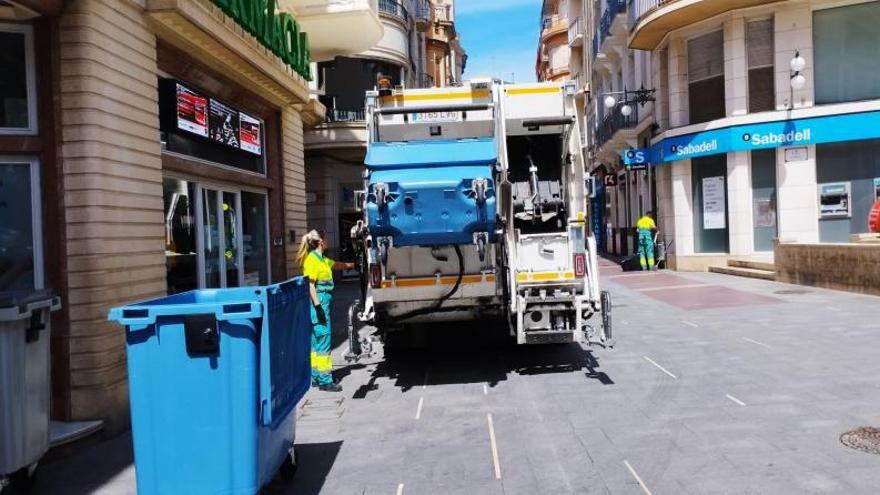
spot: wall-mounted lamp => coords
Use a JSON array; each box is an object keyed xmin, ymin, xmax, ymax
[
  {"xmin": 790, "ymin": 50, "xmax": 806, "ymax": 90},
  {"xmin": 600, "ymin": 85, "xmax": 655, "ymax": 118}
]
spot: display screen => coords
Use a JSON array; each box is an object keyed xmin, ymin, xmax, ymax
[
  {"xmin": 176, "ymin": 83, "xmax": 208, "ymax": 137},
  {"xmin": 209, "ymin": 99, "xmax": 240, "ymax": 147},
  {"xmin": 239, "ymin": 112, "xmax": 262, "ymax": 155}
]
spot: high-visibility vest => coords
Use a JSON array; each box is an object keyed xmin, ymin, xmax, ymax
[{"xmin": 636, "ymin": 216, "xmax": 656, "ymax": 230}]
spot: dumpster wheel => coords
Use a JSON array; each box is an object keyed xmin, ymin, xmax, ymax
[
  {"xmin": 280, "ymin": 448, "xmax": 298, "ymax": 482},
  {"xmin": 1, "ymin": 465, "xmax": 36, "ymax": 494}
]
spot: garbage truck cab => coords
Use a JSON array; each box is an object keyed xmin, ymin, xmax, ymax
[{"xmin": 348, "ymin": 79, "xmax": 611, "ymax": 354}]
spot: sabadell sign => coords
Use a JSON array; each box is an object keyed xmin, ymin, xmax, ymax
[
  {"xmin": 622, "ymin": 110, "xmax": 880, "ymax": 166},
  {"xmin": 212, "ymin": 0, "xmax": 312, "ymax": 81}
]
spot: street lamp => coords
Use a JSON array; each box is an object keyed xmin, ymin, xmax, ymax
[
  {"xmin": 790, "ymin": 50, "xmax": 806, "ymax": 90},
  {"xmin": 600, "ymin": 85, "xmax": 656, "ymax": 117},
  {"xmin": 603, "ymin": 95, "xmax": 617, "ymax": 109}
]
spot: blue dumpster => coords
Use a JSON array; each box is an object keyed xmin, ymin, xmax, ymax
[{"xmin": 108, "ymin": 277, "xmax": 311, "ymax": 495}]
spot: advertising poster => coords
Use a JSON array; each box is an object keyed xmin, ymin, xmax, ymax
[
  {"xmin": 239, "ymin": 112, "xmax": 262, "ymax": 155},
  {"xmin": 702, "ymin": 176, "xmax": 726, "ymax": 230},
  {"xmin": 874, "ymin": 178, "xmax": 880, "ymax": 201},
  {"xmin": 209, "ymin": 99, "xmax": 240, "ymax": 147},
  {"xmin": 176, "ymin": 83, "xmax": 208, "ymax": 137},
  {"xmin": 753, "ymin": 198, "xmax": 776, "ymax": 228}
]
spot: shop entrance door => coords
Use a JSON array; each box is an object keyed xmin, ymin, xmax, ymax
[
  {"xmin": 164, "ymin": 178, "xmax": 270, "ymax": 293},
  {"xmin": 692, "ymin": 155, "xmax": 730, "ymax": 253},
  {"xmin": 197, "ymin": 186, "xmax": 243, "ymax": 288}
]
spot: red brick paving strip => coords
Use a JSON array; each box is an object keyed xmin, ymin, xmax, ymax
[{"xmin": 643, "ymin": 285, "xmax": 781, "ymax": 310}]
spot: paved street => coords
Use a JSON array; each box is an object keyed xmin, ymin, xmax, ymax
[{"xmin": 32, "ymin": 259, "xmax": 880, "ymax": 494}]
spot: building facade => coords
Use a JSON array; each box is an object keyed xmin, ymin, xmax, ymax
[
  {"xmin": 587, "ymin": 0, "xmax": 880, "ymax": 270},
  {"xmin": 304, "ymin": 0, "xmax": 465, "ymax": 260},
  {"xmin": 536, "ymin": 0, "xmax": 573, "ymax": 83},
  {"xmin": 0, "ymin": 0, "xmax": 381, "ymax": 431}
]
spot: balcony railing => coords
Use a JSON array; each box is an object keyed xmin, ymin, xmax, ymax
[
  {"xmin": 572, "ymin": 73, "xmax": 586, "ymax": 96},
  {"xmin": 568, "ymin": 16, "xmax": 584, "ymax": 47},
  {"xmin": 326, "ymin": 107, "xmax": 366, "ymax": 123},
  {"xmin": 596, "ymin": 0, "xmax": 626, "ymax": 52},
  {"xmin": 628, "ymin": 0, "xmax": 669, "ymax": 32},
  {"xmin": 414, "ymin": 0, "xmax": 431, "ymax": 27},
  {"xmin": 418, "ymin": 72, "xmax": 435, "ymax": 88},
  {"xmin": 378, "ymin": 0, "xmax": 408, "ymax": 21},
  {"xmin": 541, "ymin": 14, "xmax": 568, "ymax": 38},
  {"xmin": 595, "ymin": 104, "xmax": 638, "ymax": 149},
  {"xmin": 433, "ymin": 4, "xmax": 451, "ymax": 23},
  {"xmin": 542, "ymin": 66, "xmax": 570, "ymax": 81}
]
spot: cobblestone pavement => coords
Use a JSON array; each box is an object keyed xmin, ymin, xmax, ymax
[{"xmin": 31, "ymin": 261, "xmax": 880, "ymax": 494}]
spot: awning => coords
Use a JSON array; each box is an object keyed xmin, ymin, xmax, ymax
[{"xmin": 365, "ymin": 138, "xmax": 497, "ymax": 169}]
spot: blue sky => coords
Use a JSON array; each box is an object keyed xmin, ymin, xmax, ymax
[{"xmin": 456, "ymin": 0, "xmax": 543, "ymax": 83}]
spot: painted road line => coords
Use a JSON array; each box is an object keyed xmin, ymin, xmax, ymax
[
  {"xmin": 638, "ymin": 284, "xmax": 708, "ymax": 292},
  {"xmin": 483, "ymin": 384, "xmax": 489, "ymax": 395},
  {"xmin": 396, "ymin": 483, "xmax": 404, "ymax": 495},
  {"xmin": 415, "ymin": 397, "xmax": 424, "ymax": 420},
  {"xmin": 681, "ymin": 320, "xmax": 699, "ymax": 328},
  {"xmin": 642, "ymin": 356, "xmax": 677, "ymax": 379},
  {"xmin": 487, "ymin": 413, "xmax": 502, "ymax": 480},
  {"xmin": 608, "ymin": 273, "xmax": 660, "ymax": 279},
  {"xmin": 623, "ymin": 460, "xmax": 653, "ymax": 495},
  {"xmin": 742, "ymin": 337, "xmax": 771, "ymax": 349},
  {"xmin": 726, "ymin": 394, "xmax": 747, "ymax": 406}
]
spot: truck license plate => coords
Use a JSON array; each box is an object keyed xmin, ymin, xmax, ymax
[{"xmin": 410, "ymin": 111, "xmax": 461, "ymax": 123}]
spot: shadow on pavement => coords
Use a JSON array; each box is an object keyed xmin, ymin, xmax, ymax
[
  {"xmin": 264, "ymin": 441, "xmax": 343, "ymax": 495},
  {"xmin": 29, "ymin": 433, "xmax": 134, "ymax": 495},
  {"xmin": 346, "ymin": 321, "xmax": 614, "ymax": 398}
]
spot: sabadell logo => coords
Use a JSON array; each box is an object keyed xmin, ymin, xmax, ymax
[
  {"xmin": 671, "ymin": 140, "xmax": 718, "ymax": 156},
  {"xmin": 744, "ymin": 129, "xmax": 812, "ymax": 146}
]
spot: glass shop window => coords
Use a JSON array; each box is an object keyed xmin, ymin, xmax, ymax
[
  {"xmin": 0, "ymin": 24, "xmax": 37, "ymax": 133},
  {"xmin": 688, "ymin": 30, "xmax": 725, "ymax": 124}
]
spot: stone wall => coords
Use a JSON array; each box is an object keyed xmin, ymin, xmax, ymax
[
  {"xmin": 775, "ymin": 242, "xmax": 880, "ymax": 296},
  {"xmin": 282, "ymin": 108, "xmax": 307, "ymax": 277},
  {"xmin": 59, "ymin": 0, "xmax": 166, "ymax": 430}
]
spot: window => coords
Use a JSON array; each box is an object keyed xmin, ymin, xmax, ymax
[
  {"xmin": 751, "ymin": 149, "xmax": 777, "ymax": 251},
  {"xmin": 163, "ymin": 177, "xmax": 198, "ymax": 295},
  {"xmin": 814, "ymin": 1, "xmax": 880, "ymax": 104},
  {"xmin": 163, "ymin": 178, "xmax": 271, "ymax": 292},
  {"xmin": 688, "ymin": 30, "xmax": 725, "ymax": 124},
  {"xmin": 747, "ymin": 19, "xmax": 775, "ymax": 112},
  {"xmin": 0, "ymin": 157, "xmax": 42, "ymax": 290},
  {"xmin": 241, "ymin": 191, "xmax": 269, "ymax": 287},
  {"xmin": 816, "ymin": 138, "xmax": 880, "ymax": 242},
  {"xmin": 0, "ymin": 24, "xmax": 37, "ymax": 133}
]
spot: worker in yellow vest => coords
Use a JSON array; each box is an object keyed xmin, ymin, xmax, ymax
[
  {"xmin": 297, "ymin": 230, "xmax": 354, "ymax": 392},
  {"xmin": 636, "ymin": 212, "xmax": 657, "ymax": 271}
]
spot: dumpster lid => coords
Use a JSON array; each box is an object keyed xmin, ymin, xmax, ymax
[{"xmin": 0, "ymin": 289, "xmax": 57, "ymax": 310}]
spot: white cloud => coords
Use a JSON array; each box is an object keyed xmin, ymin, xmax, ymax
[{"xmin": 455, "ymin": 0, "xmax": 540, "ymax": 15}]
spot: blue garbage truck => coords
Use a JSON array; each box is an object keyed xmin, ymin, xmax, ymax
[{"xmin": 346, "ymin": 79, "xmax": 612, "ymax": 353}]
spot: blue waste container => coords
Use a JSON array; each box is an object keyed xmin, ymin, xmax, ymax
[{"xmin": 108, "ymin": 277, "xmax": 311, "ymax": 495}]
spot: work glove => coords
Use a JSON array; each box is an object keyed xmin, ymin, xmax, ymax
[{"xmin": 314, "ymin": 304, "xmax": 327, "ymax": 325}]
